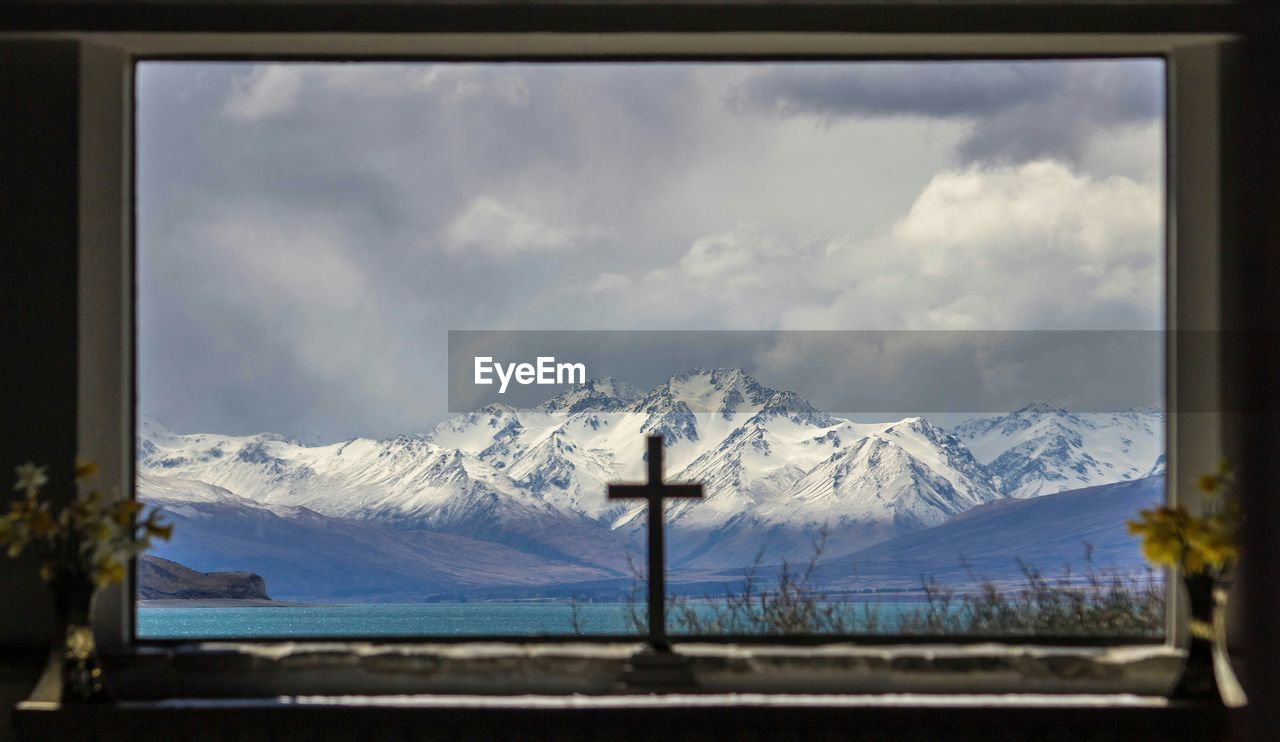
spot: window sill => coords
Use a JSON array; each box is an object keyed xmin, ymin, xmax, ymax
[
  {"xmin": 15, "ymin": 643, "xmax": 1227, "ymax": 741},
  {"xmin": 93, "ymin": 641, "xmax": 1181, "ymax": 698},
  {"xmin": 14, "ymin": 691, "xmax": 1231, "ymax": 742}
]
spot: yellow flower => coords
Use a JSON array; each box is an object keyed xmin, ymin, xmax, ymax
[
  {"xmin": 1198, "ymin": 459, "xmax": 1236, "ymax": 498},
  {"xmin": 93, "ymin": 558, "xmax": 125, "ymax": 587},
  {"xmin": 75, "ymin": 488, "xmax": 102, "ymax": 506},
  {"xmin": 28, "ymin": 509, "xmax": 57, "ymax": 537},
  {"xmin": 110, "ymin": 499, "xmax": 141, "ymax": 527},
  {"xmin": 144, "ymin": 521, "xmax": 173, "ymax": 541},
  {"xmin": 1187, "ymin": 514, "xmax": 1238, "ymax": 570},
  {"xmin": 1129, "ymin": 469, "xmax": 1240, "ymax": 576},
  {"xmin": 69, "ymin": 490, "xmax": 105, "ymax": 530},
  {"xmin": 5, "ymin": 457, "xmax": 175, "ymax": 581},
  {"xmin": 74, "ymin": 457, "xmax": 99, "ymax": 482},
  {"xmin": 1128, "ymin": 505, "xmax": 1191, "ymax": 569},
  {"xmin": 91, "ymin": 522, "xmax": 113, "ymax": 544},
  {"xmin": 12, "ymin": 463, "xmax": 48, "ymax": 498}
]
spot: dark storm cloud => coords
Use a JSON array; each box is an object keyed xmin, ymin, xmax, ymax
[{"xmin": 729, "ymin": 60, "xmax": 1163, "ymax": 164}]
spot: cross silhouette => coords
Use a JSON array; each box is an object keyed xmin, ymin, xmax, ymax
[{"xmin": 608, "ymin": 435, "xmax": 703, "ymax": 650}]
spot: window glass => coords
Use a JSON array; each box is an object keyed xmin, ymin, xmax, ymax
[{"xmin": 135, "ymin": 60, "xmax": 1166, "ymax": 639}]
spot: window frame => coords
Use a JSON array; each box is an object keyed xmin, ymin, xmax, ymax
[{"xmin": 67, "ymin": 32, "xmax": 1233, "ymax": 663}]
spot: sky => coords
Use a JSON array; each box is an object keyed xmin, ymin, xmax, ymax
[{"xmin": 136, "ymin": 60, "xmax": 1166, "ymax": 439}]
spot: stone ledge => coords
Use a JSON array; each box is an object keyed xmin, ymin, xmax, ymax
[{"xmin": 103, "ymin": 642, "xmax": 1182, "ymax": 698}]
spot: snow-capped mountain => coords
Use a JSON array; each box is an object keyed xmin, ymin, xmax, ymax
[
  {"xmin": 766, "ymin": 418, "xmax": 1002, "ymax": 531},
  {"xmin": 538, "ymin": 377, "xmax": 643, "ymax": 414},
  {"xmin": 138, "ymin": 371, "xmax": 1164, "ymax": 580},
  {"xmin": 951, "ymin": 403, "xmax": 1165, "ymax": 498}
]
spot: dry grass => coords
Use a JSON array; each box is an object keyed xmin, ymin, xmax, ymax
[
  {"xmin": 894, "ymin": 559, "xmax": 1165, "ymax": 636},
  {"xmin": 612, "ymin": 539, "xmax": 1165, "ymax": 637}
]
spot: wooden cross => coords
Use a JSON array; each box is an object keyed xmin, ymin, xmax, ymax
[{"xmin": 608, "ymin": 435, "xmax": 702, "ymax": 650}]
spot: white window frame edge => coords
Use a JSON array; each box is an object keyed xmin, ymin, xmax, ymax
[{"xmin": 58, "ymin": 31, "xmax": 1232, "ymax": 656}]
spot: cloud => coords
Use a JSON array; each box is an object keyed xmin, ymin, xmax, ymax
[
  {"xmin": 678, "ymin": 225, "xmax": 797, "ymax": 288},
  {"xmin": 895, "ymin": 160, "xmax": 1158, "ymax": 267},
  {"xmin": 600, "ymin": 160, "xmax": 1161, "ymax": 334},
  {"xmin": 548, "ymin": 157, "xmax": 1160, "ymax": 339},
  {"xmin": 797, "ymin": 160, "xmax": 1163, "ymax": 331},
  {"xmin": 137, "ymin": 204, "xmax": 425, "ymax": 440},
  {"xmin": 443, "ymin": 196, "xmax": 593, "ymax": 255},
  {"xmin": 748, "ymin": 329, "xmax": 1162, "ymax": 415},
  {"xmin": 731, "ymin": 62, "xmax": 1058, "ymax": 119},
  {"xmin": 729, "ymin": 60, "xmax": 1163, "ymax": 165},
  {"xmin": 586, "ymin": 272, "xmax": 633, "ymax": 293},
  {"xmin": 222, "ymin": 65, "xmax": 303, "ymax": 122},
  {"xmin": 319, "ymin": 64, "xmax": 530, "ymax": 106},
  {"xmin": 139, "ymin": 61, "xmax": 1164, "ymax": 438}
]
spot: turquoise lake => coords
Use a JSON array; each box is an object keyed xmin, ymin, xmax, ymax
[
  {"xmin": 138, "ymin": 602, "xmax": 637, "ymax": 638},
  {"xmin": 136, "ymin": 601, "xmax": 926, "ymax": 639}
]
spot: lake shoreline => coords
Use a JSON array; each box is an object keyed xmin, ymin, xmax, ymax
[
  {"xmin": 139, "ymin": 598, "xmax": 316, "ymax": 608},
  {"xmin": 136, "ymin": 594, "xmax": 967, "ymax": 609}
]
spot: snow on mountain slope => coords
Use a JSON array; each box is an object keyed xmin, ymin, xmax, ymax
[
  {"xmin": 664, "ymin": 415, "xmax": 1008, "ymax": 568},
  {"xmin": 659, "ymin": 414, "xmax": 994, "ymax": 531},
  {"xmin": 503, "ymin": 428, "xmax": 627, "ymax": 521},
  {"xmin": 951, "ymin": 403, "xmax": 1164, "ymax": 498},
  {"xmin": 663, "ymin": 413, "xmax": 847, "ymax": 528},
  {"xmin": 138, "ymin": 470, "xmax": 247, "ymax": 506},
  {"xmin": 138, "ymin": 419, "xmax": 575, "ymax": 535},
  {"xmin": 766, "ymin": 419, "xmax": 1002, "ymax": 530},
  {"xmin": 425, "ymin": 404, "xmax": 533, "ymax": 469},
  {"xmin": 538, "ymin": 377, "xmax": 642, "ymax": 414},
  {"xmin": 626, "ymin": 369, "xmax": 798, "ymax": 470}
]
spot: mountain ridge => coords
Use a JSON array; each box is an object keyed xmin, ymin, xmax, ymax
[{"xmin": 138, "ymin": 368, "xmax": 1164, "ymax": 588}]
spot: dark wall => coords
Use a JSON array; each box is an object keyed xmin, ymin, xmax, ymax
[
  {"xmin": 0, "ymin": 0, "xmax": 1247, "ymax": 34},
  {"xmin": 0, "ymin": 40, "xmax": 81, "ymax": 648},
  {"xmin": 0, "ymin": 40, "xmax": 83, "ymax": 738},
  {"xmin": 1231, "ymin": 6, "xmax": 1280, "ymax": 739}
]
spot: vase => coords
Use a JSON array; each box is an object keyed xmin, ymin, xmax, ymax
[
  {"xmin": 1171, "ymin": 573, "xmax": 1247, "ymax": 707},
  {"xmin": 32, "ymin": 573, "xmax": 110, "ymax": 704}
]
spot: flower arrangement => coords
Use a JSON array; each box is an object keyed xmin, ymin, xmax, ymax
[
  {"xmin": 1126, "ymin": 459, "xmax": 1239, "ymax": 578},
  {"xmin": 1, "ymin": 460, "xmax": 171, "ymax": 588},
  {"xmin": 1127, "ymin": 458, "xmax": 1244, "ymax": 704},
  {"xmin": 1, "ymin": 459, "xmax": 171, "ymax": 703}
]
